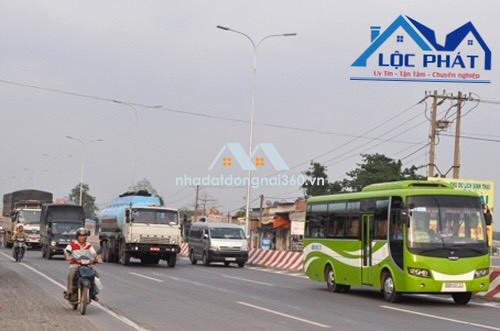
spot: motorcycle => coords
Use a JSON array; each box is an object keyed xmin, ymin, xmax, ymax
[
  {"xmin": 13, "ymin": 239, "xmax": 26, "ymax": 262},
  {"xmin": 67, "ymin": 256, "xmax": 98, "ymax": 315}
]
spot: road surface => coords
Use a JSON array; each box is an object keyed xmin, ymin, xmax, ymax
[{"xmin": 0, "ymin": 247, "xmax": 499, "ymax": 331}]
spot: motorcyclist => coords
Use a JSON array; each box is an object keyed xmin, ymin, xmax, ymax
[
  {"xmin": 64, "ymin": 227, "xmax": 99, "ymax": 301},
  {"xmin": 12, "ymin": 223, "xmax": 28, "ymax": 258}
]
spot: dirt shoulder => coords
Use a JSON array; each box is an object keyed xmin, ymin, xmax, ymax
[{"xmin": 0, "ymin": 262, "xmax": 97, "ymax": 330}]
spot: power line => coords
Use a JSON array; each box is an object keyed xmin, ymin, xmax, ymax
[
  {"xmin": 439, "ymin": 133, "xmax": 500, "ymax": 143},
  {"xmin": 0, "ymin": 78, "xmax": 417, "ymax": 144}
]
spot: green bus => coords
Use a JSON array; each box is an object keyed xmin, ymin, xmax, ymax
[{"xmin": 304, "ymin": 180, "xmax": 490, "ymax": 304}]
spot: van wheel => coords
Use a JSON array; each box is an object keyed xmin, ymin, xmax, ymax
[
  {"xmin": 452, "ymin": 292, "xmax": 472, "ymax": 305},
  {"xmin": 202, "ymin": 251, "xmax": 210, "ymax": 266},
  {"xmin": 382, "ymin": 271, "xmax": 402, "ymax": 303},
  {"xmin": 189, "ymin": 250, "xmax": 197, "ymax": 265},
  {"xmin": 325, "ymin": 265, "xmax": 343, "ymax": 293},
  {"xmin": 237, "ymin": 262, "xmax": 245, "ymax": 268},
  {"xmin": 224, "ymin": 262, "xmax": 230, "ymax": 267}
]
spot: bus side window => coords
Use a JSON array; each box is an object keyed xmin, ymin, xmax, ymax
[
  {"xmin": 373, "ymin": 199, "xmax": 389, "ymax": 240},
  {"xmin": 306, "ymin": 203, "xmax": 328, "ymax": 238}
]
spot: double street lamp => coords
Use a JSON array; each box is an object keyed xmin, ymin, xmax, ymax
[
  {"xmin": 66, "ymin": 136, "xmax": 103, "ymax": 206},
  {"xmin": 216, "ymin": 25, "xmax": 297, "ymax": 236}
]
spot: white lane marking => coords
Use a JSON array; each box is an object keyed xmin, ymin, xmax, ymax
[
  {"xmin": 237, "ymin": 301, "xmax": 330, "ymax": 329},
  {"xmin": 380, "ymin": 305, "xmax": 500, "ymax": 331},
  {"xmin": 128, "ymin": 272, "xmax": 164, "ymax": 283},
  {"xmin": 0, "ymin": 252, "xmax": 148, "ymax": 331},
  {"xmin": 415, "ymin": 294, "xmax": 500, "ymax": 309},
  {"xmin": 222, "ymin": 274, "xmax": 274, "ymax": 287},
  {"xmin": 245, "ymin": 266, "xmax": 308, "ymax": 279}
]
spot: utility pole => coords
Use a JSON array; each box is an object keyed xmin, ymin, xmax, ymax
[
  {"xmin": 193, "ymin": 185, "xmax": 199, "ymax": 223},
  {"xmin": 428, "ymin": 90, "xmax": 438, "ymax": 177},
  {"xmin": 452, "ymin": 91, "xmax": 463, "ymax": 179},
  {"xmin": 425, "ymin": 91, "xmax": 470, "ymax": 178}
]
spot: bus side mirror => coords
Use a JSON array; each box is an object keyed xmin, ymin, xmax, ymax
[{"xmin": 125, "ymin": 210, "xmax": 130, "ymax": 223}]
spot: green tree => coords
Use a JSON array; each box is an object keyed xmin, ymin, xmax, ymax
[
  {"xmin": 68, "ymin": 183, "xmax": 98, "ymax": 217},
  {"xmin": 302, "ymin": 162, "xmax": 332, "ymax": 197},
  {"xmin": 341, "ymin": 153, "xmax": 425, "ymax": 192},
  {"xmin": 130, "ymin": 178, "xmax": 164, "ymax": 205}
]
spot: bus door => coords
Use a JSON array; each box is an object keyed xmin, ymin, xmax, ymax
[{"xmin": 361, "ymin": 213, "xmax": 374, "ymax": 285}]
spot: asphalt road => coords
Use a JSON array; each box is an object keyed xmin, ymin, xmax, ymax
[{"xmin": 1, "ymin": 247, "xmax": 499, "ymax": 331}]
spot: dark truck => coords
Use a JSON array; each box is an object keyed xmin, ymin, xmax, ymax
[
  {"xmin": 2, "ymin": 190, "xmax": 53, "ymax": 248},
  {"xmin": 40, "ymin": 204, "xmax": 85, "ymax": 259}
]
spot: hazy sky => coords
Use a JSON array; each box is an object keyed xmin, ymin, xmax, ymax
[{"xmin": 1, "ymin": 1, "xmax": 499, "ymax": 229}]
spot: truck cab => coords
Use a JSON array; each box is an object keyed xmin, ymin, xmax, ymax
[
  {"xmin": 40, "ymin": 204, "xmax": 85, "ymax": 259},
  {"xmin": 98, "ymin": 191, "xmax": 181, "ymax": 267}
]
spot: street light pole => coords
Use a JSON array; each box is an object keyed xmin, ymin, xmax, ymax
[
  {"xmin": 66, "ymin": 136, "xmax": 103, "ymax": 206},
  {"xmin": 216, "ymin": 25, "xmax": 296, "ymax": 235}
]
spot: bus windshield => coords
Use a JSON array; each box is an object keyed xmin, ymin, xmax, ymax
[
  {"xmin": 132, "ymin": 209, "xmax": 178, "ymax": 224},
  {"xmin": 18, "ymin": 210, "xmax": 41, "ymax": 224},
  {"xmin": 407, "ymin": 195, "xmax": 487, "ymax": 256}
]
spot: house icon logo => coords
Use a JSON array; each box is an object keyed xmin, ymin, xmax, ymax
[
  {"xmin": 208, "ymin": 143, "xmax": 289, "ymax": 171},
  {"xmin": 350, "ymin": 15, "xmax": 492, "ymax": 83}
]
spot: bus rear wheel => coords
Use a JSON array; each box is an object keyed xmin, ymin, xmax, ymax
[
  {"xmin": 452, "ymin": 292, "xmax": 472, "ymax": 305},
  {"xmin": 325, "ymin": 265, "xmax": 344, "ymax": 293},
  {"xmin": 382, "ymin": 271, "xmax": 402, "ymax": 303}
]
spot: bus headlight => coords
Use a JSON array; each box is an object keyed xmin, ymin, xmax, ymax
[
  {"xmin": 474, "ymin": 268, "xmax": 489, "ymax": 278},
  {"xmin": 408, "ymin": 267, "xmax": 431, "ymax": 278}
]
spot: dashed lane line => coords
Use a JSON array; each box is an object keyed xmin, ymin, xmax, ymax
[
  {"xmin": 380, "ymin": 305, "xmax": 500, "ymax": 330},
  {"xmin": 236, "ymin": 301, "xmax": 330, "ymax": 328},
  {"xmin": 128, "ymin": 272, "xmax": 164, "ymax": 283}
]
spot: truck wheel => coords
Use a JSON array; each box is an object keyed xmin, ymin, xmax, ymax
[
  {"xmin": 167, "ymin": 254, "xmax": 176, "ymax": 268},
  {"xmin": 119, "ymin": 243, "xmax": 130, "ymax": 266},
  {"xmin": 102, "ymin": 241, "xmax": 110, "ymax": 263}
]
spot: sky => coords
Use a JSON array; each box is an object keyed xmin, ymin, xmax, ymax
[{"xmin": 1, "ymin": 1, "xmax": 499, "ymax": 230}]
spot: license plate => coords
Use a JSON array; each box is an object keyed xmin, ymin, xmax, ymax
[
  {"xmin": 225, "ymin": 257, "xmax": 236, "ymax": 261},
  {"xmin": 150, "ymin": 247, "xmax": 160, "ymax": 252},
  {"xmin": 442, "ymin": 282, "xmax": 466, "ymax": 292}
]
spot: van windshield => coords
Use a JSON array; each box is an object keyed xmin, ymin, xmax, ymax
[{"xmin": 210, "ymin": 227, "xmax": 245, "ymax": 239}]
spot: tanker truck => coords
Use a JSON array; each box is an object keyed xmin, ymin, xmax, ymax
[
  {"xmin": 98, "ymin": 190, "xmax": 181, "ymax": 267},
  {"xmin": 2, "ymin": 190, "xmax": 53, "ymax": 248}
]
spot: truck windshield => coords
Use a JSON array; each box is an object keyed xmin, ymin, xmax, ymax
[
  {"xmin": 407, "ymin": 195, "xmax": 488, "ymax": 257},
  {"xmin": 18, "ymin": 210, "xmax": 41, "ymax": 224},
  {"xmin": 210, "ymin": 227, "xmax": 245, "ymax": 239},
  {"xmin": 52, "ymin": 222, "xmax": 81, "ymax": 235},
  {"xmin": 132, "ymin": 209, "xmax": 178, "ymax": 224}
]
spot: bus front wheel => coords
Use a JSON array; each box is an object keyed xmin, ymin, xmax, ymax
[
  {"xmin": 382, "ymin": 271, "xmax": 402, "ymax": 303},
  {"xmin": 325, "ymin": 265, "xmax": 344, "ymax": 293},
  {"xmin": 452, "ymin": 292, "xmax": 471, "ymax": 305}
]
